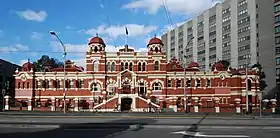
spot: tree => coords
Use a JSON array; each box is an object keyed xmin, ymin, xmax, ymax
[
  {"xmin": 217, "ymin": 60, "xmax": 230, "ymax": 70},
  {"xmin": 33, "ymin": 55, "xmax": 63, "ymax": 71},
  {"xmin": 251, "ymin": 63, "xmax": 267, "ymax": 91}
]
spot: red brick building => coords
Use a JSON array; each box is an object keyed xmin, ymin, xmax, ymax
[{"xmin": 9, "ymin": 35, "xmax": 267, "ymax": 113}]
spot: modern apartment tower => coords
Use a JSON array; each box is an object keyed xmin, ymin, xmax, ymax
[{"xmin": 161, "ymin": 0, "xmax": 276, "ymax": 94}]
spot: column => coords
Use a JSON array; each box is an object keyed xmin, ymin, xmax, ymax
[
  {"xmin": 235, "ymin": 98, "xmax": 241, "ymax": 114},
  {"xmin": 28, "ymin": 98, "xmax": 33, "ymax": 111},
  {"xmin": 214, "ymin": 97, "xmax": 220, "ymax": 113},
  {"xmin": 4, "ymin": 96, "xmax": 10, "ymax": 111},
  {"xmin": 193, "ymin": 97, "xmax": 199, "ymax": 113},
  {"xmin": 147, "ymin": 90, "xmax": 151, "ymax": 100},
  {"xmin": 74, "ymin": 97, "xmax": 79, "ymax": 112},
  {"xmin": 270, "ymin": 99, "xmax": 277, "ymax": 113},
  {"xmin": 51, "ymin": 97, "xmax": 56, "ymax": 111},
  {"xmin": 89, "ymin": 98, "xmax": 94, "ymax": 112}
]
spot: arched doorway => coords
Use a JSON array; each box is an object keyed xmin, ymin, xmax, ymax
[{"xmin": 121, "ymin": 98, "xmax": 132, "ymax": 111}]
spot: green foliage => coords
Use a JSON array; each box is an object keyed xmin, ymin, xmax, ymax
[
  {"xmin": 217, "ymin": 60, "xmax": 230, "ymax": 69},
  {"xmin": 251, "ymin": 62, "xmax": 267, "ymax": 91},
  {"xmin": 33, "ymin": 55, "xmax": 63, "ymax": 71}
]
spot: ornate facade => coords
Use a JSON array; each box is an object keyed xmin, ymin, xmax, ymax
[{"xmin": 8, "ymin": 35, "xmax": 268, "ymax": 113}]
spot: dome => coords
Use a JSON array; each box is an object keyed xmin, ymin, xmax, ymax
[
  {"xmin": 88, "ymin": 34, "xmax": 105, "ymax": 45},
  {"xmin": 188, "ymin": 62, "xmax": 199, "ymax": 68},
  {"xmin": 22, "ymin": 62, "xmax": 34, "ymax": 71},
  {"xmin": 148, "ymin": 37, "xmax": 163, "ymax": 46}
]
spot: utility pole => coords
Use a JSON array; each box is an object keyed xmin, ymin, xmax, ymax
[
  {"xmin": 245, "ymin": 57, "xmax": 249, "ymax": 115},
  {"xmin": 184, "ymin": 37, "xmax": 194, "ymax": 114},
  {"xmin": 50, "ymin": 31, "xmax": 67, "ymax": 114}
]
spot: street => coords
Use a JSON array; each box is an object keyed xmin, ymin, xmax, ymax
[
  {"xmin": 0, "ymin": 125, "xmax": 280, "ymax": 138},
  {"xmin": 0, "ymin": 115, "xmax": 280, "ymax": 138}
]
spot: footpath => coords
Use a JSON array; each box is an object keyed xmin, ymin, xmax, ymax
[{"xmin": 0, "ymin": 110, "xmax": 278, "ymax": 119}]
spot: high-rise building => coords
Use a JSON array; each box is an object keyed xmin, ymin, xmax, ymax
[{"xmin": 161, "ymin": 0, "xmax": 276, "ymax": 94}]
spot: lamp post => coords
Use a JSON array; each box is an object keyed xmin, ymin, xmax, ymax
[
  {"xmin": 183, "ymin": 37, "xmax": 194, "ymax": 114},
  {"xmin": 50, "ymin": 31, "xmax": 67, "ymax": 114}
]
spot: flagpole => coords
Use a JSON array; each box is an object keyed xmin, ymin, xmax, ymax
[{"xmin": 125, "ymin": 26, "xmax": 128, "ymax": 46}]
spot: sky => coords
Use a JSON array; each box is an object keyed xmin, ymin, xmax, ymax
[{"xmin": 0, "ymin": 0, "xmax": 223, "ymax": 68}]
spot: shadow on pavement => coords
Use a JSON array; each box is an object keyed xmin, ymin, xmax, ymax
[
  {"xmin": 0, "ymin": 118, "xmax": 157, "ymax": 138},
  {"xmin": 182, "ymin": 113, "xmax": 209, "ymax": 138}
]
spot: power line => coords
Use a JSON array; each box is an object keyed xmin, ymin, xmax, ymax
[{"xmin": 161, "ymin": 0, "xmax": 173, "ymax": 30}]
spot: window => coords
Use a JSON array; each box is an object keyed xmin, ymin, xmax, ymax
[
  {"xmin": 22, "ymin": 82, "xmax": 25, "ymax": 89},
  {"xmin": 154, "ymin": 61, "xmax": 160, "ymax": 71},
  {"xmin": 129, "ymin": 62, "xmax": 133, "ymax": 71},
  {"xmin": 125, "ymin": 62, "xmax": 129, "ymax": 70},
  {"xmin": 238, "ymin": 0, "xmax": 247, "ymax": 7},
  {"xmin": 153, "ymin": 82, "xmax": 162, "ymax": 90},
  {"xmin": 276, "ymin": 47, "xmax": 280, "ymax": 55},
  {"xmin": 206, "ymin": 79, "xmax": 211, "ymax": 87},
  {"xmin": 92, "ymin": 83, "xmax": 100, "ymax": 92},
  {"xmin": 275, "ymin": 4, "xmax": 280, "ymax": 13},
  {"xmin": 238, "ymin": 9, "xmax": 248, "ymax": 16},
  {"xmin": 176, "ymin": 79, "xmax": 182, "ymax": 87},
  {"xmin": 196, "ymin": 79, "xmax": 201, "ymax": 87},
  {"xmin": 142, "ymin": 62, "xmax": 146, "ymax": 71},
  {"xmin": 277, "ymin": 68, "xmax": 280, "ymax": 76},
  {"xmin": 111, "ymin": 62, "xmax": 115, "ymax": 71},
  {"xmin": 138, "ymin": 83, "xmax": 146, "ymax": 95},
  {"xmin": 276, "ymin": 37, "xmax": 280, "ymax": 44},
  {"xmin": 81, "ymin": 80, "xmax": 84, "ymax": 88},
  {"xmin": 276, "ymin": 15, "xmax": 280, "ymax": 23},
  {"xmin": 138, "ymin": 62, "xmax": 142, "ymax": 71},
  {"xmin": 222, "ymin": 16, "xmax": 231, "ymax": 23},
  {"xmin": 277, "ymin": 57, "xmax": 280, "ymax": 65},
  {"xmin": 168, "ymin": 80, "xmax": 172, "ymax": 87},
  {"xmin": 276, "ymin": 26, "xmax": 280, "ymax": 33},
  {"xmin": 222, "ymin": 25, "xmax": 230, "ymax": 31},
  {"xmin": 186, "ymin": 79, "xmax": 191, "ymax": 87},
  {"xmin": 107, "ymin": 62, "xmax": 111, "ymax": 71},
  {"xmin": 93, "ymin": 61, "xmax": 98, "ymax": 72},
  {"xmin": 107, "ymin": 84, "xmax": 116, "ymax": 95},
  {"xmin": 70, "ymin": 80, "xmax": 74, "ymax": 88},
  {"xmin": 121, "ymin": 62, "xmax": 124, "ymax": 71}
]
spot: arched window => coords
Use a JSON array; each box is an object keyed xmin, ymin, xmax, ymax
[
  {"xmin": 111, "ymin": 62, "xmax": 115, "ymax": 71},
  {"xmin": 196, "ymin": 79, "xmax": 201, "ymax": 87},
  {"xmin": 93, "ymin": 61, "xmax": 99, "ymax": 72},
  {"xmin": 107, "ymin": 84, "xmax": 116, "ymax": 96},
  {"xmin": 94, "ymin": 46, "xmax": 98, "ymax": 52},
  {"xmin": 154, "ymin": 61, "xmax": 159, "ymax": 71},
  {"xmin": 247, "ymin": 79, "xmax": 252, "ymax": 91},
  {"xmin": 138, "ymin": 62, "xmax": 142, "ymax": 71},
  {"xmin": 125, "ymin": 62, "xmax": 129, "ymax": 70},
  {"xmin": 107, "ymin": 62, "xmax": 111, "ymax": 71},
  {"xmin": 138, "ymin": 82, "xmax": 146, "ymax": 96},
  {"xmin": 153, "ymin": 82, "xmax": 162, "ymax": 90},
  {"xmin": 129, "ymin": 62, "xmax": 133, "ymax": 71},
  {"xmin": 91, "ymin": 83, "xmax": 100, "ymax": 92},
  {"xmin": 155, "ymin": 47, "xmax": 159, "ymax": 53},
  {"xmin": 142, "ymin": 62, "xmax": 146, "ymax": 71},
  {"xmin": 121, "ymin": 62, "xmax": 124, "ymax": 71}
]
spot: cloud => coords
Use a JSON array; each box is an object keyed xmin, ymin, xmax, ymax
[
  {"xmin": 30, "ymin": 32, "xmax": 43, "ymax": 40},
  {"xmin": 122, "ymin": 0, "xmax": 221, "ymax": 15},
  {"xmin": 16, "ymin": 10, "xmax": 47, "ymax": 22},
  {"xmin": 0, "ymin": 44, "xmax": 29, "ymax": 53},
  {"xmin": 19, "ymin": 59, "xmax": 28, "ymax": 66},
  {"xmin": 84, "ymin": 24, "xmax": 158, "ymax": 38},
  {"xmin": 66, "ymin": 26, "xmax": 75, "ymax": 29}
]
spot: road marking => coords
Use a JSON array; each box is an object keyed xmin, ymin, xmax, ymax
[
  {"xmin": 5, "ymin": 115, "xmax": 255, "ymax": 120},
  {"xmin": 171, "ymin": 131, "xmax": 250, "ymax": 137},
  {"xmin": 0, "ymin": 124, "xmax": 60, "ymax": 128}
]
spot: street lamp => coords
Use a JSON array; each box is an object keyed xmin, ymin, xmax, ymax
[
  {"xmin": 50, "ymin": 31, "xmax": 67, "ymax": 114},
  {"xmin": 183, "ymin": 36, "xmax": 194, "ymax": 114}
]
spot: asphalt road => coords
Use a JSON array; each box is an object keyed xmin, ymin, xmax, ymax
[
  {"xmin": 0, "ymin": 126, "xmax": 279, "ymax": 138},
  {"xmin": 0, "ymin": 116, "xmax": 280, "ymax": 138}
]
